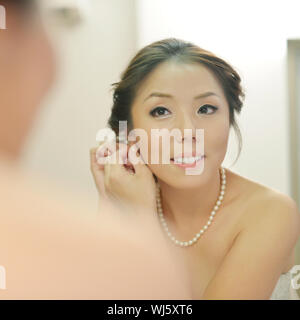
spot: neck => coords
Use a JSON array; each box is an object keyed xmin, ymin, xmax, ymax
[{"xmin": 156, "ymin": 167, "xmax": 223, "ymax": 228}]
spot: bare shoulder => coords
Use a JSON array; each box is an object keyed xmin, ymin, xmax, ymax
[
  {"xmin": 225, "ymin": 167, "xmax": 300, "ymax": 237},
  {"xmin": 202, "ymin": 169, "xmax": 300, "ymax": 298},
  {"xmin": 226, "ymin": 168, "xmax": 300, "ymax": 271}
]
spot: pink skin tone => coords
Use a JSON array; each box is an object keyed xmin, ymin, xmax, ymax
[
  {"xmin": 0, "ymin": 7, "xmax": 192, "ymax": 299},
  {"xmin": 171, "ymin": 155, "xmax": 205, "ymax": 169},
  {"xmin": 130, "ymin": 60, "xmax": 231, "ymax": 230},
  {"xmin": 0, "ymin": 9, "xmax": 56, "ymax": 161}
]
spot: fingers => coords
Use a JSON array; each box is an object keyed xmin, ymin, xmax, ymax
[
  {"xmin": 95, "ymin": 140, "xmax": 116, "ymax": 168},
  {"xmin": 127, "ymin": 144, "xmax": 151, "ymax": 177},
  {"xmin": 92, "ymin": 141, "xmax": 141, "ymax": 196},
  {"xmin": 103, "ymin": 143, "xmax": 129, "ymax": 176},
  {"xmin": 90, "ymin": 142, "xmax": 135, "ymax": 206},
  {"xmin": 103, "ymin": 143, "xmax": 137, "ymax": 192},
  {"xmin": 97, "ymin": 140, "xmax": 113, "ymax": 157},
  {"xmin": 92, "ymin": 141, "xmax": 147, "ymax": 177},
  {"xmin": 90, "ymin": 147, "xmax": 101, "ymax": 171},
  {"xmin": 96, "ymin": 140, "xmax": 130, "ymax": 166},
  {"xmin": 116, "ymin": 142, "xmax": 129, "ymax": 165},
  {"xmin": 89, "ymin": 147, "xmax": 106, "ymax": 195}
]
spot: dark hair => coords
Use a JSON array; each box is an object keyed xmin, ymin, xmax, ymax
[
  {"xmin": 108, "ymin": 38, "xmax": 245, "ymax": 166},
  {"xmin": 1, "ymin": 0, "xmax": 36, "ymax": 14}
]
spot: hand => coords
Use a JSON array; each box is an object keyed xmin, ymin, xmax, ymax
[{"xmin": 90, "ymin": 140, "xmax": 157, "ymax": 214}]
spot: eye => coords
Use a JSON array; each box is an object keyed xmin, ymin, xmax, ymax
[
  {"xmin": 149, "ymin": 106, "xmax": 171, "ymax": 118},
  {"xmin": 197, "ymin": 104, "xmax": 218, "ymax": 115}
]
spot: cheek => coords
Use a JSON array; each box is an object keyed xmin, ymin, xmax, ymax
[
  {"xmin": 204, "ymin": 119, "xmax": 230, "ymax": 158},
  {"xmin": 132, "ymin": 116, "xmax": 170, "ymax": 161},
  {"xmin": 131, "ymin": 113, "xmax": 152, "ymax": 154},
  {"xmin": 140, "ymin": 128, "xmax": 170, "ymax": 164}
]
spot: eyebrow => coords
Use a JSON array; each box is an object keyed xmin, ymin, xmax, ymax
[{"xmin": 143, "ymin": 91, "xmax": 220, "ymax": 102}]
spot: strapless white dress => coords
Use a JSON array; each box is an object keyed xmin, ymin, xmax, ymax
[{"xmin": 270, "ymin": 267, "xmax": 299, "ymax": 300}]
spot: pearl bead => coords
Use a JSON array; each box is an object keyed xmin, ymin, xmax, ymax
[{"xmin": 156, "ymin": 167, "xmax": 226, "ymax": 247}]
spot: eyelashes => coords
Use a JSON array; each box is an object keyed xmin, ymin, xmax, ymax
[
  {"xmin": 149, "ymin": 106, "xmax": 170, "ymax": 117},
  {"xmin": 197, "ymin": 104, "xmax": 218, "ymax": 114},
  {"xmin": 149, "ymin": 104, "xmax": 218, "ymax": 118}
]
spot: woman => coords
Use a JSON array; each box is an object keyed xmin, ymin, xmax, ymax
[
  {"xmin": 0, "ymin": 1, "xmax": 191, "ymax": 299},
  {"xmin": 90, "ymin": 38, "xmax": 300, "ymax": 299}
]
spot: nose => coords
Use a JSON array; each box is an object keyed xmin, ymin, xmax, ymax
[{"xmin": 174, "ymin": 114, "xmax": 197, "ymax": 143}]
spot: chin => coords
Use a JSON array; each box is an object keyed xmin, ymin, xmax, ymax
[
  {"xmin": 155, "ymin": 170, "xmax": 208, "ymax": 190},
  {"xmin": 174, "ymin": 178, "xmax": 207, "ymax": 190}
]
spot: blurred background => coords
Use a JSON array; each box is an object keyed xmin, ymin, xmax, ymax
[{"xmin": 20, "ymin": 0, "xmax": 300, "ymax": 293}]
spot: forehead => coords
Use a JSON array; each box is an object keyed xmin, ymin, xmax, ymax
[{"xmin": 135, "ymin": 61, "xmax": 226, "ymax": 102}]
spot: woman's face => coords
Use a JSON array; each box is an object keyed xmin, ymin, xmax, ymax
[{"xmin": 130, "ymin": 61, "xmax": 230, "ymax": 189}]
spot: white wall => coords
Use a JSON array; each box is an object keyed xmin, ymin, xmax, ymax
[
  {"xmin": 20, "ymin": 0, "xmax": 300, "ymax": 296},
  {"xmin": 136, "ymin": 0, "xmax": 300, "ymax": 196},
  {"xmin": 135, "ymin": 0, "xmax": 300, "ymax": 290},
  {"xmin": 21, "ymin": 0, "xmax": 300, "ymax": 213},
  {"xmin": 22, "ymin": 0, "xmax": 137, "ymax": 207}
]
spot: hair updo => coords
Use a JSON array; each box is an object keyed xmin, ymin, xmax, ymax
[{"xmin": 108, "ymin": 37, "xmax": 245, "ymax": 166}]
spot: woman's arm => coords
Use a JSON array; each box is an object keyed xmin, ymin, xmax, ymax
[{"xmin": 202, "ymin": 193, "xmax": 300, "ymax": 300}]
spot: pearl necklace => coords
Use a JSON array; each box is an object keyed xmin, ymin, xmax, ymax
[{"xmin": 155, "ymin": 166, "xmax": 226, "ymax": 247}]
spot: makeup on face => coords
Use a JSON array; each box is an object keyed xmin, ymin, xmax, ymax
[{"xmin": 170, "ymin": 154, "xmax": 206, "ymax": 168}]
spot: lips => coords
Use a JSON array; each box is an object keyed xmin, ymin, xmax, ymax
[
  {"xmin": 170, "ymin": 154, "xmax": 205, "ymax": 168},
  {"xmin": 171, "ymin": 151, "xmax": 204, "ymax": 158},
  {"xmin": 170, "ymin": 157, "xmax": 204, "ymax": 168},
  {"xmin": 170, "ymin": 152, "xmax": 205, "ymax": 161}
]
